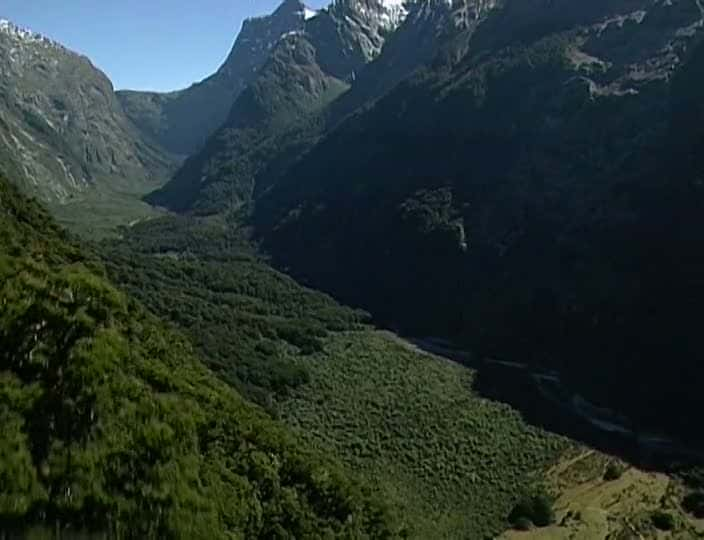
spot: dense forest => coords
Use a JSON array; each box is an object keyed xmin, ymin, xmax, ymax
[
  {"xmin": 101, "ymin": 215, "xmax": 369, "ymax": 408},
  {"xmin": 0, "ymin": 172, "xmax": 578, "ymax": 538},
  {"xmin": 0, "ymin": 174, "xmax": 401, "ymax": 538}
]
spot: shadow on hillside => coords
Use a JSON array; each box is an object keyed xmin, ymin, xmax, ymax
[{"xmin": 408, "ymin": 338, "xmax": 704, "ymax": 481}]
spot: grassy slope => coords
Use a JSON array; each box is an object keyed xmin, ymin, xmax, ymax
[
  {"xmin": 0, "ymin": 175, "xmax": 400, "ymax": 538},
  {"xmin": 46, "ymin": 156, "xmax": 178, "ymax": 240},
  {"xmin": 500, "ymin": 452, "xmax": 704, "ymax": 539},
  {"xmin": 51, "ymin": 187, "xmax": 166, "ymax": 240}
]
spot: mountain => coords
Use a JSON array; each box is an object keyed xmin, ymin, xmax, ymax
[
  {"xmin": 147, "ymin": 0, "xmax": 414, "ymax": 213},
  {"xmin": 327, "ymin": 0, "xmax": 501, "ymax": 115},
  {"xmin": 252, "ymin": 0, "xmax": 704, "ymax": 444},
  {"xmin": 117, "ymin": 0, "xmax": 315, "ymax": 156},
  {"xmin": 0, "ymin": 19, "xmax": 173, "ymax": 206}
]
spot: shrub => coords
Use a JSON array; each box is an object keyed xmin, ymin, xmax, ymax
[
  {"xmin": 604, "ymin": 462, "xmax": 625, "ymax": 481},
  {"xmin": 683, "ymin": 492, "xmax": 704, "ymax": 518},
  {"xmin": 651, "ymin": 510, "xmax": 676, "ymax": 531},
  {"xmin": 514, "ymin": 517, "xmax": 533, "ymax": 531},
  {"xmin": 509, "ymin": 493, "xmax": 555, "ymax": 529},
  {"xmin": 531, "ymin": 494, "xmax": 556, "ymax": 527}
]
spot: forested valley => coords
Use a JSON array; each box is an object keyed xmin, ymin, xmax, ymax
[{"xmin": 2, "ymin": 1, "xmax": 704, "ymax": 538}]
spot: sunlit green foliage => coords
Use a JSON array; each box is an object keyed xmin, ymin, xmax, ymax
[
  {"xmin": 0, "ymin": 175, "xmax": 400, "ymax": 538},
  {"xmin": 277, "ymin": 332, "xmax": 567, "ymax": 539}
]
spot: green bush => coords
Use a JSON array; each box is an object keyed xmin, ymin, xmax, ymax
[
  {"xmin": 514, "ymin": 517, "xmax": 533, "ymax": 531},
  {"xmin": 651, "ymin": 510, "xmax": 676, "ymax": 531},
  {"xmin": 532, "ymin": 494, "xmax": 556, "ymax": 527},
  {"xmin": 604, "ymin": 462, "xmax": 625, "ymax": 481},
  {"xmin": 683, "ymin": 492, "xmax": 704, "ymax": 518},
  {"xmin": 509, "ymin": 493, "xmax": 555, "ymax": 529}
]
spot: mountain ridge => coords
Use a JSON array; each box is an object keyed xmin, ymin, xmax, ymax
[
  {"xmin": 0, "ymin": 17, "xmax": 174, "ymax": 208},
  {"xmin": 148, "ymin": 0, "xmax": 415, "ymax": 212},
  {"xmin": 117, "ymin": 0, "xmax": 317, "ymax": 156}
]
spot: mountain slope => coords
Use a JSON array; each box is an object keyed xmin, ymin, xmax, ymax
[
  {"xmin": 148, "ymin": 0, "xmax": 414, "ymax": 213},
  {"xmin": 117, "ymin": 0, "xmax": 313, "ymax": 156},
  {"xmin": 0, "ymin": 171, "xmax": 401, "ymax": 537},
  {"xmin": 255, "ymin": 0, "xmax": 704, "ymax": 443},
  {"xmin": 0, "ymin": 19, "xmax": 173, "ymax": 207}
]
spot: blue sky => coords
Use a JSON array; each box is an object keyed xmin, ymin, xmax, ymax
[{"xmin": 0, "ymin": 0, "xmax": 327, "ymax": 91}]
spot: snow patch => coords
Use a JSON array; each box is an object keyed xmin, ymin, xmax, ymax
[
  {"xmin": 380, "ymin": 0, "xmax": 406, "ymax": 7},
  {"xmin": 378, "ymin": 0, "xmax": 409, "ymax": 30},
  {"xmin": 303, "ymin": 7, "xmax": 318, "ymax": 20},
  {"xmin": 281, "ymin": 29, "xmax": 304, "ymax": 40}
]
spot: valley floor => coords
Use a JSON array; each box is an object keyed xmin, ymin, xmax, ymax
[{"xmin": 51, "ymin": 182, "xmax": 167, "ymax": 240}]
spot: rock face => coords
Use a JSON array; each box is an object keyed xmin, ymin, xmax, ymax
[
  {"xmin": 305, "ymin": 0, "xmax": 411, "ymax": 76},
  {"xmin": 327, "ymin": 0, "xmax": 502, "ymax": 124},
  {"xmin": 0, "ymin": 19, "xmax": 173, "ymax": 205},
  {"xmin": 148, "ymin": 0, "xmax": 413, "ymax": 212},
  {"xmin": 116, "ymin": 0, "xmax": 313, "ymax": 156},
  {"xmin": 251, "ymin": 0, "xmax": 704, "ymax": 442}
]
